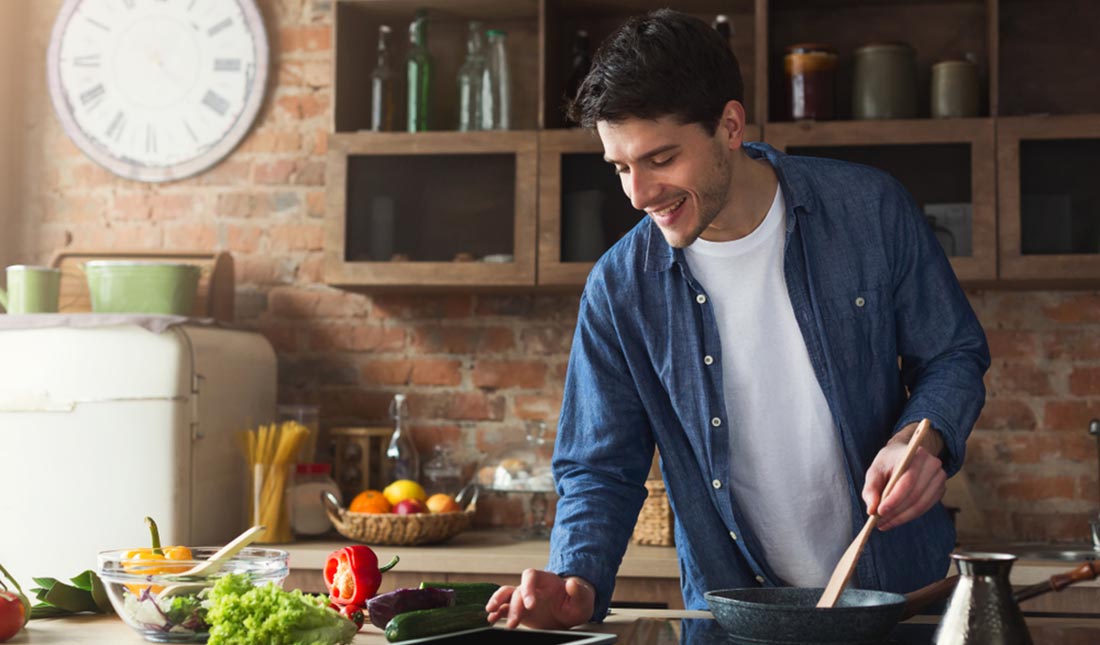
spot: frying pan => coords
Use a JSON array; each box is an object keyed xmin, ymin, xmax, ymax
[
  {"xmin": 704, "ymin": 576, "xmax": 958, "ymax": 644},
  {"xmin": 705, "ymin": 558, "xmax": 1100, "ymax": 644}
]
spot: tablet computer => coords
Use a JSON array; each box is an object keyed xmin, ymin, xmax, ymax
[{"xmin": 389, "ymin": 626, "xmax": 616, "ymax": 644}]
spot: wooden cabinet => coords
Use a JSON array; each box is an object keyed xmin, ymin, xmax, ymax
[
  {"xmin": 326, "ymin": 0, "xmax": 1100, "ymax": 288},
  {"xmin": 764, "ymin": 119, "xmax": 997, "ymax": 282}
]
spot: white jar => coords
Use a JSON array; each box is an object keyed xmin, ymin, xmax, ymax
[{"xmin": 290, "ymin": 463, "xmax": 341, "ymax": 537}]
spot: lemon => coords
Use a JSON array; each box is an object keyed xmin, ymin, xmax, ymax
[{"xmin": 383, "ymin": 479, "xmax": 427, "ymax": 506}]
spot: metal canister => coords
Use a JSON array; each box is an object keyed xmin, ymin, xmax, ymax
[
  {"xmin": 931, "ymin": 59, "xmax": 980, "ymax": 118},
  {"xmin": 852, "ymin": 42, "xmax": 918, "ymax": 119},
  {"xmin": 784, "ymin": 43, "xmax": 838, "ymax": 121}
]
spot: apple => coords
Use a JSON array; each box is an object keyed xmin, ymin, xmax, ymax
[{"xmin": 393, "ymin": 499, "xmax": 427, "ymax": 515}]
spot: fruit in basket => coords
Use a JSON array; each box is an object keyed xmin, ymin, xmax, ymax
[
  {"xmin": 393, "ymin": 499, "xmax": 427, "ymax": 515},
  {"xmin": 349, "ymin": 490, "xmax": 392, "ymax": 514},
  {"xmin": 425, "ymin": 493, "xmax": 460, "ymax": 513},
  {"xmin": 383, "ymin": 480, "xmax": 427, "ymax": 506}
]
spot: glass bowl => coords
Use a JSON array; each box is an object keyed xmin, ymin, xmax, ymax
[{"xmin": 97, "ymin": 546, "xmax": 289, "ymax": 643}]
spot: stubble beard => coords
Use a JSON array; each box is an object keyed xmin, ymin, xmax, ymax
[{"xmin": 664, "ymin": 148, "xmax": 732, "ymax": 249}]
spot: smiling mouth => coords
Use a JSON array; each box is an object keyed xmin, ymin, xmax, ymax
[{"xmin": 649, "ymin": 196, "xmax": 687, "ymax": 222}]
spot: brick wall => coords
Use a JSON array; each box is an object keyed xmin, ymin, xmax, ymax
[{"xmin": 6, "ymin": 0, "xmax": 1099, "ymax": 543}]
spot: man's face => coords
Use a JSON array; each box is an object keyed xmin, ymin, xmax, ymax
[{"xmin": 598, "ymin": 116, "xmax": 733, "ymax": 248}]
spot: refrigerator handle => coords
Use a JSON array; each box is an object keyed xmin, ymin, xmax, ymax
[{"xmin": 191, "ymin": 373, "xmax": 205, "ymax": 441}]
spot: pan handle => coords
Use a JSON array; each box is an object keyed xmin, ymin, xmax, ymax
[
  {"xmin": 899, "ymin": 575, "xmax": 959, "ymax": 620},
  {"xmin": 1013, "ymin": 560, "xmax": 1100, "ymax": 604}
]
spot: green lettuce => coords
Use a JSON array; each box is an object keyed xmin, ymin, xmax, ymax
[{"xmin": 206, "ymin": 574, "xmax": 356, "ymax": 645}]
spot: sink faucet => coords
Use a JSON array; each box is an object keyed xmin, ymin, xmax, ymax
[{"xmin": 1090, "ymin": 419, "xmax": 1100, "ymax": 550}]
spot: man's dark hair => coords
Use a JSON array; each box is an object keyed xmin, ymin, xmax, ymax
[{"xmin": 567, "ymin": 9, "xmax": 744, "ymax": 134}]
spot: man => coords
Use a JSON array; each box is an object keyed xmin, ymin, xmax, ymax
[{"xmin": 487, "ymin": 9, "xmax": 989, "ymax": 630}]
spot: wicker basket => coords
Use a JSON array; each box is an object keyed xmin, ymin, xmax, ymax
[
  {"xmin": 322, "ymin": 486, "xmax": 477, "ymax": 546},
  {"xmin": 631, "ymin": 479, "xmax": 674, "ymax": 546}
]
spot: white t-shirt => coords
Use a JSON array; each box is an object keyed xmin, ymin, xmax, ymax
[{"xmin": 684, "ymin": 187, "xmax": 852, "ymax": 586}]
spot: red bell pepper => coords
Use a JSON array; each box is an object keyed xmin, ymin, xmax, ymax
[{"xmin": 323, "ymin": 545, "xmax": 399, "ymax": 607}]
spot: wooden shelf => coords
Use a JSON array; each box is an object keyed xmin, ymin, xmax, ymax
[
  {"xmin": 326, "ymin": 0, "xmax": 1100, "ymax": 289},
  {"xmin": 997, "ymin": 114, "xmax": 1100, "ymax": 280},
  {"xmin": 764, "ymin": 119, "xmax": 997, "ymax": 282},
  {"xmin": 324, "ymin": 131, "xmax": 538, "ymax": 287}
]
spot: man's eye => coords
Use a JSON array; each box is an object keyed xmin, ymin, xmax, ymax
[
  {"xmin": 652, "ymin": 156, "xmax": 673, "ymax": 167},
  {"xmin": 613, "ymin": 165, "xmax": 629, "ymax": 176}
]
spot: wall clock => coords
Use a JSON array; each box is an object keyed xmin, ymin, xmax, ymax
[{"xmin": 47, "ymin": 0, "xmax": 269, "ymax": 183}]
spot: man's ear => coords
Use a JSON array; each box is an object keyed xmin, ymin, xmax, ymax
[{"xmin": 717, "ymin": 100, "xmax": 747, "ymax": 150}]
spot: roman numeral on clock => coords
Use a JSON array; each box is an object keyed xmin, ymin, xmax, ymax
[
  {"xmin": 106, "ymin": 111, "xmax": 127, "ymax": 141},
  {"xmin": 80, "ymin": 84, "xmax": 105, "ymax": 108},
  {"xmin": 202, "ymin": 90, "xmax": 230, "ymax": 116},
  {"xmin": 145, "ymin": 124, "xmax": 157, "ymax": 154},
  {"xmin": 208, "ymin": 18, "xmax": 232, "ymax": 37},
  {"xmin": 74, "ymin": 54, "xmax": 101, "ymax": 68},
  {"xmin": 214, "ymin": 58, "xmax": 241, "ymax": 72}
]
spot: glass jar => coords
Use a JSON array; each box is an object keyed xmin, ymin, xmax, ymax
[
  {"xmin": 289, "ymin": 463, "xmax": 340, "ymax": 537},
  {"xmin": 422, "ymin": 443, "xmax": 464, "ymax": 496},
  {"xmin": 783, "ymin": 43, "xmax": 837, "ymax": 121}
]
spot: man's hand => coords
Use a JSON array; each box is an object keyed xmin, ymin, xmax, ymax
[
  {"xmin": 485, "ymin": 569, "xmax": 596, "ymax": 630},
  {"xmin": 862, "ymin": 422, "xmax": 946, "ymax": 531}
]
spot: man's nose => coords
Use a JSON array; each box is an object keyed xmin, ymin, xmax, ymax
[{"xmin": 624, "ymin": 169, "xmax": 657, "ymax": 211}]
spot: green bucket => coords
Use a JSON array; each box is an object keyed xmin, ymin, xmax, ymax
[{"xmin": 85, "ymin": 261, "xmax": 201, "ymax": 316}]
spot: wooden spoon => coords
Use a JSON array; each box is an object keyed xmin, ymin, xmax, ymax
[
  {"xmin": 817, "ymin": 419, "xmax": 933, "ymax": 608},
  {"xmin": 157, "ymin": 525, "xmax": 267, "ymax": 598}
]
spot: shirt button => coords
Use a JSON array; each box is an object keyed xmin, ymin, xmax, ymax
[
  {"xmin": 729, "ymin": 531, "xmax": 738, "ymax": 541},
  {"xmin": 855, "ymin": 296, "xmax": 866, "ymax": 307},
  {"xmin": 755, "ymin": 575, "xmax": 765, "ymax": 584},
  {"xmin": 704, "ymin": 355, "xmax": 714, "ymax": 365},
  {"xmin": 696, "ymin": 294, "xmax": 707, "ymax": 304},
  {"xmin": 711, "ymin": 417, "xmax": 722, "ymax": 427},
  {"xmin": 712, "ymin": 479, "xmax": 722, "ymax": 489}
]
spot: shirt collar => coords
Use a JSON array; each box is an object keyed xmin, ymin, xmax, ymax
[{"xmin": 643, "ymin": 142, "xmax": 810, "ymax": 273}]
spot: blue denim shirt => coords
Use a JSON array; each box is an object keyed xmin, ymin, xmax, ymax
[{"xmin": 547, "ymin": 142, "xmax": 990, "ymax": 620}]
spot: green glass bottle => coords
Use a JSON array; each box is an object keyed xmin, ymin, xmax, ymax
[{"xmin": 406, "ymin": 9, "xmax": 432, "ymax": 132}]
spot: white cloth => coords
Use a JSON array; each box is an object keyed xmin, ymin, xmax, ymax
[{"xmin": 684, "ymin": 187, "xmax": 852, "ymax": 586}]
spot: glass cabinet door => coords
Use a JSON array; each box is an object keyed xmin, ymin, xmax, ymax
[{"xmin": 998, "ymin": 116, "xmax": 1100, "ymax": 281}]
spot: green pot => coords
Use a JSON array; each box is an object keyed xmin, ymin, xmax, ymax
[{"xmin": 85, "ymin": 261, "xmax": 201, "ymax": 315}]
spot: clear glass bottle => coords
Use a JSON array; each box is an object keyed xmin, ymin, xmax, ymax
[
  {"xmin": 385, "ymin": 393, "xmax": 420, "ymax": 482},
  {"xmin": 481, "ymin": 29, "xmax": 511, "ymax": 130},
  {"xmin": 457, "ymin": 21, "xmax": 486, "ymax": 132},
  {"xmin": 422, "ymin": 443, "xmax": 463, "ymax": 496},
  {"xmin": 370, "ymin": 25, "xmax": 396, "ymax": 132},
  {"xmin": 564, "ymin": 29, "xmax": 591, "ymax": 124},
  {"xmin": 406, "ymin": 9, "xmax": 432, "ymax": 132}
]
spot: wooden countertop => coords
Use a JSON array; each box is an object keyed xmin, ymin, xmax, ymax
[
  {"xmin": 13, "ymin": 609, "xmax": 1100, "ymax": 644},
  {"xmin": 273, "ymin": 530, "xmax": 681, "ymax": 579},
  {"xmin": 274, "ymin": 530, "xmax": 1100, "ymax": 587}
]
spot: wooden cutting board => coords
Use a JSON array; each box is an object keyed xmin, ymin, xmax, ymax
[{"xmin": 48, "ymin": 249, "xmax": 235, "ymax": 322}]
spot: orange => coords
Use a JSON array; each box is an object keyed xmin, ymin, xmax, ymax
[
  {"xmin": 349, "ymin": 489, "xmax": 391, "ymax": 514},
  {"xmin": 425, "ymin": 493, "xmax": 460, "ymax": 513},
  {"xmin": 383, "ymin": 479, "xmax": 427, "ymax": 506}
]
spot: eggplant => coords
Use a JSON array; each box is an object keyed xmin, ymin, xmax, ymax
[{"xmin": 367, "ymin": 587, "xmax": 455, "ymax": 629}]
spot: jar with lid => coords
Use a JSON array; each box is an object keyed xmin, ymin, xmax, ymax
[
  {"xmin": 931, "ymin": 59, "xmax": 979, "ymax": 119},
  {"xmin": 422, "ymin": 443, "xmax": 464, "ymax": 496},
  {"xmin": 852, "ymin": 42, "xmax": 918, "ymax": 120},
  {"xmin": 289, "ymin": 463, "xmax": 341, "ymax": 537},
  {"xmin": 784, "ymin": 43, "xmax": 837, "ymax": 121},
  {"xmin": 476, "ymin": 421, "xmax": 556, "ymax": 539}
]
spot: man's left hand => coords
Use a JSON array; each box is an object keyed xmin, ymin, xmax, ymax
[{"xmin": 862, "ymin": 422, "xmax": 946, "ymax": 531}]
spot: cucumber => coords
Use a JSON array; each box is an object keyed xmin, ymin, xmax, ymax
[
  {"xmin": 384, "ymin": 604, "xmax": 490, "ymax": 642},
  {"xmin": 417, "ymin": 581, "xmax": 500, "ymax": 607}
]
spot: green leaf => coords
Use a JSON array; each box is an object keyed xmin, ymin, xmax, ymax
[
  {"xmin": 89, "ymin": 572, "xmax": 111, "ymax": 614},
  {"xmin": 68, "ymin": 570, "xmax": 95, "ymax": 593},
  {"xmin": 32, "ymin": 577, "xmax": 58, "ymax": 590},
  {"xmin": 30, "ymin": 605, "xmax": 72, "ymax": 619},
  {"xmin": 42, "ymin": 581, "xmax": 98, "ymax": 613}
]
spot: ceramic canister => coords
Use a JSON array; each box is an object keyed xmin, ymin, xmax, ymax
[
  {"xmin": 931, "ymin": 59, "xmax": 980, "ymax": 118},
  {"xmin": 852, "ymin": 42, "xmax": 918, "ymax": 120}
]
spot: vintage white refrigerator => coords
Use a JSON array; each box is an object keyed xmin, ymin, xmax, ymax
[{"xmin": 0, "ymin": 321, "xmax": 277, "ymax": 589}]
